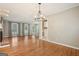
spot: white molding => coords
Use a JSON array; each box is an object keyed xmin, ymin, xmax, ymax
[
  {"xmin": 44, "ymin": 39, "xmax": 79, "ymax": 50},
  {"xmin": 0, "ymin": 44, "xmax": 10, "ymax": 48}
]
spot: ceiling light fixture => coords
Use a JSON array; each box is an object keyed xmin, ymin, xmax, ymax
[
  {"xmin": 0, "ymin": 9, "xmax": 10, "ymax": 17},
  {"xmin": 34, "ymin": 3, "xmax": 46, "ymax": 21},
  {"xmin": 33, "ymin": 3, "xmax": 47, "ymax": 39}
]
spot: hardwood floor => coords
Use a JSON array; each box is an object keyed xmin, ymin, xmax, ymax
[{"xmin": 0, "ymin": 36, "xmax": 79, "ymax": 56}]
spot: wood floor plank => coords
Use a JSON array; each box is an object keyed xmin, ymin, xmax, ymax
[{"xmin": 0, "ymin": 36, "xmax": 79, "ymax": 56}]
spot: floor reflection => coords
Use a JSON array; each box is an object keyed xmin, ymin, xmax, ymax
[
  {"xmin": 0, "ymin": 38, "xmax": 10, "ymax": 48},
  {"xmin": 32, "ymin": 36, "xmax": 36, "ymax": 44},
  {"xmin": 11, "ymin": 37, "xmax": 18, "ymax": 49},
  {"xmin": 11, "ymin": 36, "xmax": 42, "ymax": 51},
  {"xmin": 24, "ymin": 36, "xmax": 28, "ymax": 47}
]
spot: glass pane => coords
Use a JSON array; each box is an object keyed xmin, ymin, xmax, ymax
[
  {"xmin": 11, "ymin": 23, "xmax": 19, "ymax": 36},
  {"xmin": 24, "ymin": 24, "xmax": 28, "ymax": 36},
  {"xmin": 33, "ymin": 23, "xmax": 40, "ymax": 38}
]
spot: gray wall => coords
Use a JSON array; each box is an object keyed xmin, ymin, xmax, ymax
[
  {"xmin": 3, "ymin": 20, "xmax": 31, "ymax": 37},
  {"xmin": 47, "ymin": 6, "xmax": 79, "ymax": 48}
]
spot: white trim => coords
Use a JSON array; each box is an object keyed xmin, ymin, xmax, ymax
[
  {"xmin": 0, "ymin": 44, "xmax": 10, "ymax": 48},
  {"xmin": 44, "ymin": 39, "xmax": 79, "ymax": 50}
]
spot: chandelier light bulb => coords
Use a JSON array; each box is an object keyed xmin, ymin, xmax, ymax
[
  {"xmin": 0, "ymin": 9, "xmax": 10, "ymax": 17},
  {"xmin": 34, "ymin": 3, "xmax": 46, "ymax": 21}
]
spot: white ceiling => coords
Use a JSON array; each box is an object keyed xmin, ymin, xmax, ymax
[{"xmin": 0, "ymin": 3, "xmax": 79, "ymax": 23}]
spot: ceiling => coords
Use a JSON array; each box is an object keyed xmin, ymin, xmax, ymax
[{"xmin": 0, "ymin": 3, "xmax": 79, "ymax": 23}]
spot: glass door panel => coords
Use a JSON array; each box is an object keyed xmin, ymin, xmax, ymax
[
  {"xmin": 24, "ymin": 24, "xmax": 28, "ymax": 36},
  {"xmin": 33, "ymin": 24, "xmax": 40, "ymax": 38},
  {"xmin": 11, "ymin": 23, "xmax": 19, "ymax": 36}
]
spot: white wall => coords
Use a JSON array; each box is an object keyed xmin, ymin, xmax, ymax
[{"xmin": 47, "ymin": 6, "xmax": 79, "ymax": 48}]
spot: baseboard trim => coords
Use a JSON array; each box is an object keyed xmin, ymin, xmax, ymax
[
  {"xmin": 44, "ymin": 39, "xmax": 79, "ymax": 50},
  {"xmin": 0, "ymin": 44, "xmax": 10, "ymax": 48}
]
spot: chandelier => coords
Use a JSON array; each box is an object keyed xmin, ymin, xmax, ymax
[
  {"xmin": 34, "ymin": 3, "xmax": 46, "ymax": 21},
  {"xmin": 0, "ymin": 9, "xmax": 10, "ymax": 17},
  {"xmin": 33, "ymin": 3, "xmax": 47, "ymax": 39}
]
